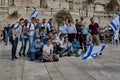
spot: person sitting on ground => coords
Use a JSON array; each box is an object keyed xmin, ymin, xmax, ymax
[
  {"xmin": 43, "ymin": 31, "xmax": 53, "ymax": 44},
  {"xmin": 42, "ymin": 38, "xmax": 59, "ymax": 62},
  {"xmin": 52, "ymin": 32, "xmax": 59, "ymax": 54},
  {"xmin": 72, "ymin": 38, "xmax": 82, "ymax": 57},
  {"xmin": 62, "ymin": 36, "xmax": 72, "ymax": 56},
  {"xmin": 56, "ymin": 34, "xmax": 66, "ymax": 57},
  {"xmin": 30, "ymin": 36, "xmax": 44, "ymax": 61}
]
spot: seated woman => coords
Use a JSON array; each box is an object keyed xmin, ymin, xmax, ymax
[
  {"xmin": 72, "ymin": 38, "xmax": 82, "ymax": 57},
  {"xmin": 42, "ymin": 38, "xmax": 59, "ymax": 62},
  {"xmin": 30, "ymin": 36, "xmax": 44, "ymax": 61}
]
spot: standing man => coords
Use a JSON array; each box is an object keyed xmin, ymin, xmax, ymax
[
  {"xmin": 89, "ymin": 18, "xmax": 100, "ymax": 46},
  {"xmin": 19, "ymin": 19, "xmax": 28, "ymax": 57},
  {"xmin": 59, "ymin": 21, "xmax": 68, "ymax": 36},
  {"xmin": 46, "ymin": 18, "xmax": 54, "ymax": 33},
  {"xmin": 67, "ymin": 20, "xmax": 77, "ymax": 42},
  {"xmin": 75, "ymin": 19, "xmax": 80, "ymax": 41},
  {"xmin": 26, "ymin": 17, "xmax": 36, "ymax": 56},
  {"xmin": 12, "ymin": 18, "xmax": 24, "ymax": 61}
]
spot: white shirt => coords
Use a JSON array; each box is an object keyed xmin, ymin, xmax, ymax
[
  {"xmin": 57, "ymin": 38, "xmax": 64, "ymax": 48},
  {"xmin": 67, "ymin": 24, "xmax": 77, "ymax": 34},
  {"xmin": 43, "ymin": 44, "xmax": 53, "ymax": 55},
  {"xmin": 59, "ymin": 24, "xmax": 68, "ymax": 34},
  {"xmin": 62, "ymin": 42, "xmax": 72, "ymax": 49},
  {"xmin": 27, "ymin": 22, "xmax": 35, "ymax": 36}
]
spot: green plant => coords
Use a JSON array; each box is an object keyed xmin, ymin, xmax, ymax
[
  {"xmin": 55, "ymin": 9, "xmax": 73, "ymax": 24},
  {"xmin": 9, "ymin": 11, "xmax": 19, "ymax": 18},
  {"xmin": 87, "ymin": 0, "xmax": 95, "ymax": 4},
  {"xmin": 105, "ymin": 0, "xmax": 118, "ymax": 13}
]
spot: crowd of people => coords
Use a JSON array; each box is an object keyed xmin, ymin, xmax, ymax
[{"xmin": 0, "ymin": 17, "xmax": 101, "ymax": 61}]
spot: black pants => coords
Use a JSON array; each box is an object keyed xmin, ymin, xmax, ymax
[
  {"xmin": 42, "ymin": 54, "xmax": 59, "ymax": 62},
  {"xmin": 78, "ymin": 34, "xmax": 87, "ymax": 52},
  {"xmin": 11, "ymin": 38, "xmax": 18, "ymax": 59},
  {"xmin": 68, "ymin": 33, "xmax": 76, "ymax": 43}
]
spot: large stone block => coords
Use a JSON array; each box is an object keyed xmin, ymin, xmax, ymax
[
  {"xmin": 47, "ymin": 0, "xmax": 60, "ymax": 9},
  {"xmin": 8, "ymin": 6, "xmax": 18, "ymax": 14},
  {"xmin": 60, "ymin": 2, "xmax": 69, "ymax": 10},
  {"xmin": 95, "ymin": 4, "xmax": 104, "ymax": 12}
]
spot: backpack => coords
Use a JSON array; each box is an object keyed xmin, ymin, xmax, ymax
[
  {"xmin": 82, "ymin": 28, "xmax": 88, "ymax": 35},
  {"xmin": 8, "ymin": 24, "xmax": 15, "ymax": 37},
  {"xmin": 8, "ymin": 23, "xmax": 19, "ymax": 37}
]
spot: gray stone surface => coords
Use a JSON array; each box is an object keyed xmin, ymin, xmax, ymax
[{"xmin": 0, "ymin": 43, "xmax": 120, "ymax": 80}]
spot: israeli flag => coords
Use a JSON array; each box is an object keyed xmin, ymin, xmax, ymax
[
  {"xmin": 109, "ymin": 14, "xmax": 120, "ymax": 42},
  {"xmin": 82, "ymin": 45, "xmax": 107, "ymax": 60},
  {"xmin": 29, "ymin": 8, "xmax": 39, "ymax": 22},
  {"xmin": 112, "ymin": 28, "xmax": 119, "ymax": 43}
]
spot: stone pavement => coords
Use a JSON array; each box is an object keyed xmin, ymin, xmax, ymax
[{"xmin": 0, "ymin": 42, "xmax": 120, "ymax": 80}]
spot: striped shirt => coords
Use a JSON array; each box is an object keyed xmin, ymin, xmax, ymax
[{"xmin": 14, "ymin": 23, "xmax": 22, "ymax": 38}]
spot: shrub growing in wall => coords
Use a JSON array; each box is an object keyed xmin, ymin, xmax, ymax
[{"xmin": 55, "ymin": 9, "xmax": 73, "ymax": 24}]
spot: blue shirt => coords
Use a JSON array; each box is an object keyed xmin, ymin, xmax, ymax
[
  {"xmin": 31, "ymin": 39, "xmax": 44, "ymax": 52},
  {"xmin": 72, "ymin": 41, "xmax": 80, "ymax": 48},
  {"xmin": 43, "ymin": 36, "xmax": 48, "ymax": 44}
]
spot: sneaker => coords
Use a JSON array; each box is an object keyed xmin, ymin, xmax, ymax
[
  {"xmin": 19, "ymin": 53, "xmax": 21, "ymax": 57},
  {"xmin": 12, "ymin": 58, "xmax": 15, "ymax": 61},
  {"xmin": 99, "ymin": 53, "xmax": 102, "ymax": 55},
  {"xmin": 14, "ymin": 56, "xmax": 18, "ymax": 59},
  {"xmin": 23, "ymin": 54, "xmax": 26, "ymax": 57}
]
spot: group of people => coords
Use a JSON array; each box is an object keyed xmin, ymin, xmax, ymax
[{"xmin": 0, "ymin": 17, "xmax": 101, "ymax": 62}]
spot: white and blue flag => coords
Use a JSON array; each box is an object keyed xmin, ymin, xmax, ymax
[
  {"xmin": 82, "ymin": 45, "xmax": 107, "ymax": 60},
  {"xmin": 29, "ymin": 8, "xmax": 39, "ymax": 22},
  {"xmin": 109, "ymin": 14, "xmax": 120, "ymax": 42},
  {"xmin": 112, "ymin": 28, "xmax": 119, "ymax": 43}
]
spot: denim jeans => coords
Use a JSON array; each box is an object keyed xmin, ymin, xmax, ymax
[
  {"xmin": 30, "ymin": 51, "xmax": 42, "ymax": 61},
  {"xmin": 27, "ymin": 35, "xmax": 34, "ymax": 56},
  {"xmin": 19, "ymin": 38, "xmax": 27, "ymax": 55},
  {"xmin": 73, "ymin": 48, "xmax": 82, "ymax": 56},
  {"xmin": 12, "ymin": 38, "xmax": 18, "ymax": 59},
  {"xmin": 66, "ymin": 48, "xmax": 72, "ymax": 56}
]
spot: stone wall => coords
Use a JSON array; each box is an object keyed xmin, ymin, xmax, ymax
[{"xmin": 0, "ymin": 0, "xmax": 120, "ymax": 28}]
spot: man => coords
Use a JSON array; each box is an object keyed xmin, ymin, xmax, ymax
[
  {"xmin": 89, "ymin": 18, "xmax": 102, "ymax": 55},
  {"xmin": 56, "ymin": 34, "xmax": 66, "ymax": 57},
  {"xmin": 30, "ymin": 36, "xmax": 44, "ymax": 61},
  {"xmin": 46, "ymin": 18, "xmax": 54, "ymax": 33},
  {"xmin": 75, "ymin": 19, "xmax": 80, "ymax": 40},
  {"xmin": 19, "ymin": 19, "xmax": 28, "ymax": 57},
  {"xmin": 43, "ymin": 31, "xmax": 53, "ymax": 44},
  {"xmin": 67, "ymin": 20, "xmax": 77, "ymax": 42},
  {"xmin": 42, "ymin": 38, "xmax": 59, "ymax": 62},
  {"xmin": 34, "ymin": 19, "xmax": 41, "ymax": 40},
  {"xmin": 6, "ymin": 24, "xmax": 11, "ymax": 45},
  {"xmin": 12, "ymin": 18, "xmax": 24, "ymax": 61},
  {"xmin": 41, "ymin": 18, "xmax": 47, "ymax": 33},
  {"xmin": 62, "ymin": 36, "xmax": 72, "ymax": 56},
  {"xmin": 89, "ymin": 18, "xmax": 100, "ymax": 46},
  {"xmin": 26, "ymin": 17, "xmax": 36, "ymax": 56},
  {"xmin": 59, "ymin": 21, "xmax": 68, "ymax": 36}
]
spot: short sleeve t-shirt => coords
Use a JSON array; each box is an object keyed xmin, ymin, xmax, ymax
[
  {"xmin": 43, "ymin": 44, "xmax": 53, "ymax": 55},
  {"xmin": 27, "ymin": 23, "xmax": 35, "ymax": 36},
  {"xmin": 14, "ymin": 23, "xmax": 22, "ymax": 38},
  {"xmin": 89, "ymin": 23, "xmax": 99, "ymax": 35}
]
